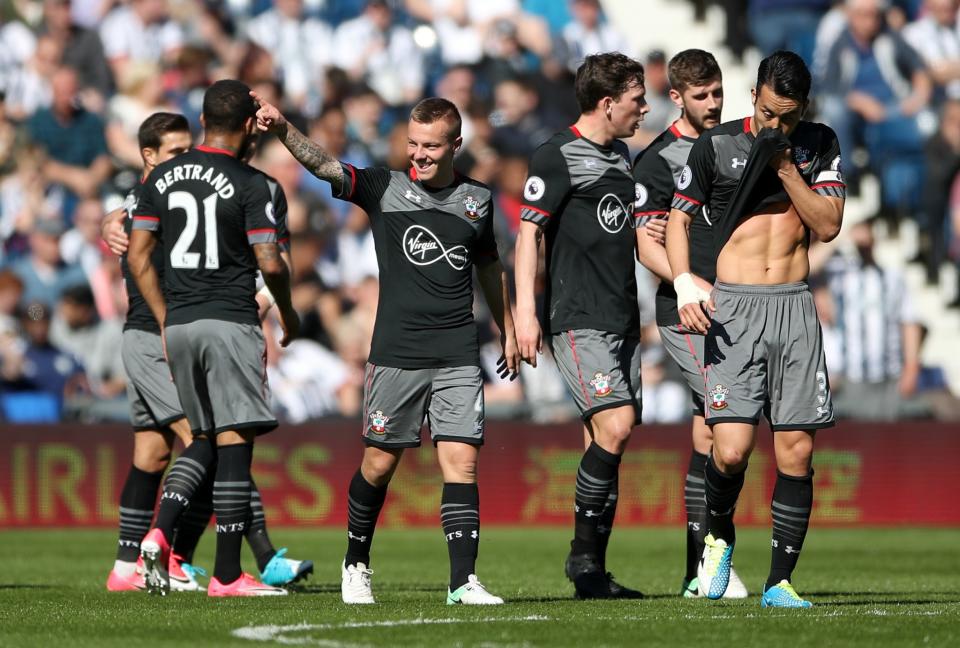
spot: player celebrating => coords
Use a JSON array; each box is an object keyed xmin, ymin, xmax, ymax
[
  {"xmin": 632, "ymin": 49, "xmax": 747, "ymax": 599},
  {"xmin": 254, "ymin": 94, "xmax": 519, "ymax": 605},
  {"xmin": 666, "ymin": 51, "xmax": 843, "ymax": 608},
  {"xmin": 129, "ymin": 80, "xmax": 299, "ymax": 597},
  {"xmin": 103, "ymin": 113, "xmax": 312, "ymax": 593},
  {"xmin": 514, "ymin": 52, "xmax": 647, "ymax": 600}
]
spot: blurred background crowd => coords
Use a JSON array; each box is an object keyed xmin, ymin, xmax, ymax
[{"xmin": 1, "ymin": 0, "xmax": 959, "ymax": 425}]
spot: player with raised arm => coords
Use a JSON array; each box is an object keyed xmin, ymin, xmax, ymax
[
  {"xmin": 666, "ymin": 51, "xmax": 843, "ymax": 608},
  {"xmin": 632, "ymin": 49, "xmax": 747, "ymax": 599},
  {"xmin": 255, "ymin": 93, "xmax": 519, "ymax": 605},
  {"xmin": 102, "ymin": 114, "xmax": 312, "ymax": 593},
  {"xmin": 129, "ymin": 80, "xmax": 299, "ymax": 597},
  {"xmin": 513, "ymin": 52, "xmax": 647, "ymax": 600}
]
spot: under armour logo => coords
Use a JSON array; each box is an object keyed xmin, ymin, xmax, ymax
[
  {"xmin": 584, "ymin": 510, "xmax": 601, "ymax": 518},
  {"xmin": 348, "ymin": 531, "xmax": 368, "ymax": 543},
  {"xmin": 584, "ymin": 158, "xmax": 597, "ymax": 169},
  {"xmin": 470, "ymin": 530, "xmax": 478, "ymax": 539},
  {"xmin": 404, "ymin": 189, "xmax": 422, "ymax": 204},
  {"xmin": 784, "ymin": 546, "xmax": 800, "ymax": 555},
  {"xmin": 731, "ymin": 157, "xmax": 747, "ymax": 169}
]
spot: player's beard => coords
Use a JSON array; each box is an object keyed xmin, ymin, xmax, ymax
[{"xmin": 690, "ymin": 110, "xmax": 721, "ymax": 133}]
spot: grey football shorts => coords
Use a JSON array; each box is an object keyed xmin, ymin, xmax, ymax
[
  {"xmin": 164, "ymin": 319, "xmax": 277, "ymax": 437},
  {"xmin": 658, "ymin": 324, "xmax": 707, "ymax": 416},
  {"xmin": 548, "ymin": 329, "xmax": 642, "ymax": 424},
  {"xmin": 361, "ymin": 364, "xmax": 484, "ymax": 448},
  {"xmin": 704, "ymin": 282, "xmax": 834, "ymax": 431},
  {"xmin": 121, "ymin": 328, "xmax": 185, "ymax": 431}
]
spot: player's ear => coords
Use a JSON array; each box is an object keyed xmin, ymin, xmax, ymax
[
  {"xmin": 199, "ymin": 113, "xmax": 206, "ymax": 129},
  {"xmin": 452, "ymin": 135, "xmax": 463, "ymax": 153},
  {"xmin": 602, "ymin": 96, "xmax": 614, "ymax": 119},
  {"xmin": 142, "ymin": 147, "xmax": 158, "ymax": 168},
  {"xmin": 669, "ymin": 87, "xmax": 683, "ymax": 109},
  {"xmin": 751, "ymin": 87, "xmax": 757, "ymax": 106}
]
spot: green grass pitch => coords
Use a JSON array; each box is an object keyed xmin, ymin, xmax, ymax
[{"xmin": 0, "ymin": 527, "xmax": 957, "ymax": 647}]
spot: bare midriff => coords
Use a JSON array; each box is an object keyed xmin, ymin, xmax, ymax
[{"xmin": 715, "ymin": 201, "xmax": 809, "ymax": 284}]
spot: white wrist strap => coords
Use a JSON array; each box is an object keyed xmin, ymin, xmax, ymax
[
  {"xmin": 257, "ymin": 285, "xmax": 276, "ymax": 308},
  {"xmin": 673, "ymin": 273, "xmax": 711, "ymax": 310}
]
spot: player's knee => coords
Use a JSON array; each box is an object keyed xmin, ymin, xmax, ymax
[
  {"xmin": 133, "ymin": 431, "xmax": 174, "ymax": 472},
  {"xmin": 361, "ymin": 448, "xmax": 402, "ymax": 486},
  {"xmin": 713, "ymin": 445, "xmax": 751, "ymax": 472}
]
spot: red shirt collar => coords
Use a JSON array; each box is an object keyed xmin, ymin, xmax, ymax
[{"xmin": 196, "ymin": 144, "xmax": 236, "ymax": 157}]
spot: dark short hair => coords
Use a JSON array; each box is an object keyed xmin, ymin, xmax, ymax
[
  {"xmin": 60, "ymin": 284, "xmax": 95, "ymax": 308},
  {"xmin": 574, "ymin": 52, "xmax": 645, "ymax": 113},
  {"xmin": 410, "ymin": 97, "xmax": 462, "ymax": 140},
  {"xmin": 138, "ymin": 112, "xmax": 190, "ymax": 150},
  {"xmin": 202, "ymin": 79, "xmax": 257, "ymax": 133},
  {"xmin": 756, "ymin": 50, "xmax": 811, "ymax": 104},
  {"xmin": 668, "ymin": 49, "xmax": 722, "ymax": 92}
]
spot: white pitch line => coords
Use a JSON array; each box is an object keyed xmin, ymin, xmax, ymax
[{"xmin": 232, "ymin": 615, "xmax": 552, "ymax": 647}]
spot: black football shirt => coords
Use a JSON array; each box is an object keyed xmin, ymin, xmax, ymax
[
  {"xmin": 132, "ymin": 145, "xmax": 279, "ymax": 327},
  {"xmin": 520, "ymin": 126, "xmax": 639, "ymax": 335},
  {"xmin": 120, "ymin": 181, "xmax": 163, "ymax": 333},
  {"xmin": 338, "ymin": 164, "xmax": 498, "ymax": 369},
  {"xmin": 632, "ymin": 122, "xmax": 717, "ymax": 327}
]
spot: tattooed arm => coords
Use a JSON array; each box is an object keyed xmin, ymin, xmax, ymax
[{"xmin": 251, "ymin": 90, "xmax": 345, "ymax": 194}]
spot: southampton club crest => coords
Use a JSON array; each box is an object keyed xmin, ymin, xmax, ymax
[
  {"xmin": 708, "ymin": 384, "xmax": 729, "ymax": 410},
  {"xmin": 368, "ymin": 410, "xmax": 390, "ymax": 434},
  {"xmin": 463, "ymin": 195, "xmax": 480, "ymax": 220},
  {"xmin": 793, "ymin": 146, "xmax": 811, "ymax": 169},
  {"xmin": 590, "ymin": 372, "xmax": 613, "ymax": 397}
]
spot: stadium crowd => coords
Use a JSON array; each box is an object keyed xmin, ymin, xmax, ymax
[{"xmin": 0, "ymin": 0, "xmax": 958, "ymax": 424}]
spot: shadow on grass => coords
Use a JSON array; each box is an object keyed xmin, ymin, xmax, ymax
[
  {"xmin": 0, "ymin": 584, "xmax": 53, "ymax": 590},
  {"xmin": 817, "ymin": 598, "xmax": 960, "ymax": 607},
  {"xmin": 291, "ymin": 582, "xmax": 449, "ymax": 595}
]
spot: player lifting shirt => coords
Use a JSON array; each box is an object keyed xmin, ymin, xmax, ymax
[{"xmin": 666, "ymin": 51, "xmax": 844, "ymax": 608}]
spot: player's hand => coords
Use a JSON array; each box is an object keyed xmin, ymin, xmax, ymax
[
  {"xmin": 515, "ymin": 309, "xmax": 542, "ymax": 368},
  {"xmin": 250, "ymin": 90, "xmax": 287, "ymax": 135},
  {"xmin": 644, "ymin": 216, "xmax": 667, "ymax": 246},
  {"xmin": 675, "ymin": 273, "xmax": 714, "ymax": 334},
  {"xmin": 769, "ymin": 147, "xmax": 796, "ymax": 175},
  {"xmin": 276, "ymin": 306, "xmax": 300, "ymax": 348},
  {"xmin": 498, "ymin": 331, "xmax": 520, "ymax": 381},
  {"xmin": 101, "ymin": 213, "xmax": 128, "ymax": 255}
]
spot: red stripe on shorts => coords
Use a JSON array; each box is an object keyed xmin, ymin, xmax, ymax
[{"xmin": 568, "ymin": 330, "xmax": 592, "ymax": 408}]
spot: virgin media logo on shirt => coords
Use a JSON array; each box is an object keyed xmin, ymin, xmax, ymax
[
  {"xmin": 403, "ymin": 225, "xmax": 470, "ymax": 270},
  {"xmin": 596, "ymin": 193, "xmax": 631, "ymax": 234}
]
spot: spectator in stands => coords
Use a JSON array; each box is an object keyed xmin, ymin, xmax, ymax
[
  {"xmin": 8, "ymin": 218, "xmax": 87, "ymax": 307},
  {"xmin": 406, "ymin": 0, "xmax": 550, "ymax": 67},
  {"xmin": 334, "ymin": 0, "xmax": 425, "ymax": 107},
  {"xmin": 819, "ymin": 0, "xmax": 933, "ymax": 219},
  {"xmin": 1, "ymin": 301, "xmax": 85, "ymax": 420},
  {"xmin": 99, "ymin": 0, "xmax": 183, "ymax": 83},
  {"xmin": 823, "ymin": 221, "xmax": 932, "ymax": 420},
  {"xmin": 244, "ymin": 0, "xmax": 334, "ymax": 113},
  {"xmin": 639, "ymin": 342, "xmax": 688, "ymax": 424},
  {"xmin": 28, "ymin": 67, "xmax": 113, "ymax": 213},
  {"xmin": 437, "ymin": 65, "xmax": 478, "ymax": 146},
  {"xmin": 632, "ymin": 50, "xmax": 675, "ymax": 150},
  {"xmin": 37, "ymin": 0, "xmax": 112, "ymax": 112},
  {"xmin": 0, "ymin": 269, "xmax": 23, "ymax": 318},
  {"xmin": 2, "ymin": 34, "xmax": 61, "ymax": 122},
  {"xmin": 490, "ymin": 76, "xmax": 552, "ymax": 156},
  {"xmin": 920, "ymin": 99, "xmax": 960, "ymax": 285},
  {"xmin": 0, "ymin": 91, "xmax": 19, "ymax": 178},
  {"xmin": 105, "ymin": 62, "xmax": 174, "ymax": 170},
  {"xmin": 903, "ymin": 0, "xmax": 960, "ymax": 104},
  {"xmin": 748, "ymin": 0, "xmax": 832, "ymax": 66},
  {"xmin": 264, "ymin": 312, "xmax": 361, "ymax": 422},
  {"xmin": 558, "ymin": 0, "xmax": 631, "ymax": 74},
  {"xmin": 59, "ymin": 198, "xmax": 102, "ymax": 281},
  {"xmin": 50, "ymin": 283, "xmax": 126, "ymax": 419}
]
